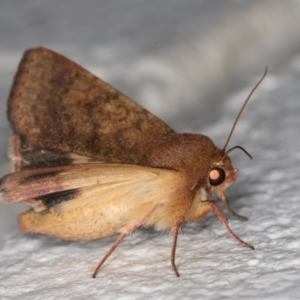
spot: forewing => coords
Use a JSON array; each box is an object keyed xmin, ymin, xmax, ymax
[
  {"xmin": 9, "ymin": 134, "xmax": 100, "ymax": 171},
  {"xmin": 8, "ymin": 47, "xmax": 175, "ymax": 165}
]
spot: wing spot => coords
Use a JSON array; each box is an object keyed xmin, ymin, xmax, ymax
[{"xmin": 34, "ymin": 188, "xmax": 80, "ymax": 208}]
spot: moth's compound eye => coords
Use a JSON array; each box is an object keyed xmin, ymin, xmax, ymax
[{"xmin": 209, "ymin": 167, "xmax": 226, "ymax": 186}]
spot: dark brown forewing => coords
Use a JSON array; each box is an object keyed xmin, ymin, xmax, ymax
[
  {"xmin": 8, "ymin": 47, "xmax": 174, "ymax": 164},
  {"xmin": 10, "ymin": 134, "xmax": 102, "ymax": 171}
]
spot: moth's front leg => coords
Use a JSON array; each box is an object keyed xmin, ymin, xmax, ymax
[
  {"xmin": 185, "ymin": 200, "xmax": 254, "ymax": 250},
  {"xmin": 217, "ymin": 190, "xmax": 248, "ymax": 221}
]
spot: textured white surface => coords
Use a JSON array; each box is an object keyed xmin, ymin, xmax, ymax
[{"xmin": 1, "ymin": 1, "xmax": 300, "ymax": 299}]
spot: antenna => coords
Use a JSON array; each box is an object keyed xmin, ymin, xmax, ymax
[{"xmin": 223, "ymin": 67, "xmax": 268, "ymax": 151}]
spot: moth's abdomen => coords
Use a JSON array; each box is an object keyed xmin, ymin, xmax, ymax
[{"xmin": 18, "ymin": 206, "xmax": 125, "ymax": 240}]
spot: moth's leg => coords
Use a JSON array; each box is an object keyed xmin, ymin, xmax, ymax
[
  {"xmin": 92, "ymin": 205, "xmax": 157, "ymax": 278},
  {"xmin": 92, "ymin": 233, "xmax": 126, "ymax": 278},
  {"xmin": 186, "ymin": 200, "xmax": 254, "ymax": 250},
  {"xmin": 170, "ymin": 218, "xmax": 183, "ymax": 277},
  {"xmin": 217, "ymin": 190, "xmax": 248, "ymax": 221}
]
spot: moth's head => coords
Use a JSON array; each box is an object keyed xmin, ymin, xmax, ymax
[
  {"xmin": 208, "ymin": 145, "xmax": 251, "ymax": 195},
  {"xmin": 204, "ymin": 144, "xmax": 252, "ymax": 221},
  {"xmin": 206, "ymin": 68, "xmax": 268, "ymax": 217}
]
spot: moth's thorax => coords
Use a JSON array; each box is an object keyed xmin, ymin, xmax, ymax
[
  {"xmin": 140, "ymin": 133, "xmax": 220, "ymax": 180},
  {"xmin": 139, "ymin": 133, "xmax": 237, "ymax": 194},
  {"xmin": 140, "ymin": 133, "xmax": 215, "ymax": 166}
]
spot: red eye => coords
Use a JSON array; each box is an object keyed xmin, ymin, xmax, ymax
[{"xmin": 209, "ymin": 167, "xmax": 226, "ymax": 186}]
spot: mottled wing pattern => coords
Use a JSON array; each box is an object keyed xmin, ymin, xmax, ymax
[{"xmin": 7, "ymin": 47, "xmax": 175, "ymax": 168}]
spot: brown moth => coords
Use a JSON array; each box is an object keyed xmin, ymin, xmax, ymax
[{"xmin": 0, "ymin": 47, "xmax": 266, "ymax": 278}]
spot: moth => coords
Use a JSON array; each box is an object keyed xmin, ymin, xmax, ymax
[{"xmin": 0, "ymin": 47, "xmax": 266, "ymax": 278}]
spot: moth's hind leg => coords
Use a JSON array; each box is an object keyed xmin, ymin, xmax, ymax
[
  {"xmin": 92, "ymin": 233, "xmax": 127, "ymax": 278},
  {"xmin": 170, "ymin": 218, "xmax": 184, "ymax": 277},
  {"xmin": 92, "ymin": 205, "xmax": 157, "ymax": 278}
]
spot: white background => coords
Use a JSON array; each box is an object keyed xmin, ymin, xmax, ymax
[{"xmin": 1, "ymin": 1, "xmax": 300, "ymax": 299}]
